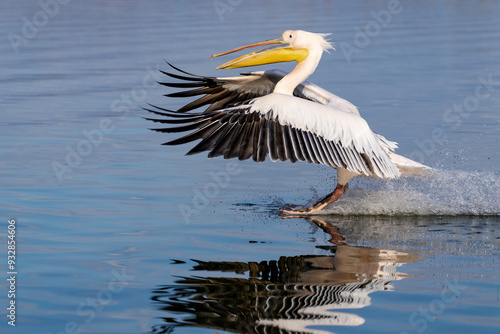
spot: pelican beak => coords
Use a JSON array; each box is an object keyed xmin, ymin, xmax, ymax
[{"xmin": 211, "ymin": 37, "xmax": 309, "ymax": 70}]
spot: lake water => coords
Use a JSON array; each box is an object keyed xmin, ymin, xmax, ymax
[{"xmin": 1, "ymin": 1, "xmax": 500, "ymax": 333}]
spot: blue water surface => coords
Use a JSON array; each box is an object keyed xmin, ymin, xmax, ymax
[{"xmin": 1, "ymin": 1, "xmax": 499, "ymax": 333}]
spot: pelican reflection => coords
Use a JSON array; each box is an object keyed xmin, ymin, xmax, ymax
[{"xmin": 151, "ymin": 217, "xmax": 417, "ymax": 334}]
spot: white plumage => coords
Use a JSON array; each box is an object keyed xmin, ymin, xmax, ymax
[
  {"xmin": 248, "ymin": 93, "xmax": 400, "ymax": 178},
  {"xmin": 146, "ymin": 30, "xmax": 430, "ymax": 214}
]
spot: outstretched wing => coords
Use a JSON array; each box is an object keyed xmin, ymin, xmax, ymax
[
  {"xmin": 157, "ymin": 63, "xmax": 361, "ymax": 115},
  {"xmin": 146, "ymin": 69, "xmax": 401, "ymax": 179}
]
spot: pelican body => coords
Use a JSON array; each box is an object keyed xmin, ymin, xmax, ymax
[{"xmin": 145, "ymin": 30, "xmax": 430, "ymax": 214}]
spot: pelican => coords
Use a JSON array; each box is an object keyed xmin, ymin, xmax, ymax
[{"xmin": 145, "ymin": 30, "xmax": 430, "ymax": 214}]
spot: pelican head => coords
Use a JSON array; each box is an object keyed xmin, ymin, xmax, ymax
[{"xmin": 212, "ymin": 30, "xmax": 334, "ymax": 70}]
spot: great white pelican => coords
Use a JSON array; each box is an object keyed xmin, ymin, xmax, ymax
[{"xmin": 145, "ymin": 30, "xmax": 430, "ymax": 214}]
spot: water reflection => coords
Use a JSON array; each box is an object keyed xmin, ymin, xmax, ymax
[{"xmin": 151, "ymin": 218, "xmax": 417, "ymax": 334}]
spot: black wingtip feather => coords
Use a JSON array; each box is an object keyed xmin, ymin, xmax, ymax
[
  {"xmin": 143, "ymin": 117, "xmax": 201, "ymax": 124},
  {"xmin": 159, "ymin": 70, "xmax": 201, "ymax": 82},
  {"xmin": 151, "ymin": 119, "xmax": 209, "ymax": 133},
  {"xmin": 142, "ymin": 106, "xmax": 202, "ymax": 118},
  {"xmin": 158, "ymin": 81, "xmax": 205, "ymax": 88},
  {"xmin": 166, "ymin": 62, "xmax": 213, "ymax": 80}
]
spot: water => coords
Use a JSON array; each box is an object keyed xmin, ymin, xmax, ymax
[{"xmin": 1, "ymin": 0, "xmax": 499, "ymax": 333}]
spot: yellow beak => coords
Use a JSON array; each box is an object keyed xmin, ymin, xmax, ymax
[{"xmin": 211, "ymin": 37, "xmax": 309, "ymax": 70}]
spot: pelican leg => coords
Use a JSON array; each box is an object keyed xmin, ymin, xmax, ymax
[{"xmin": 281, "ymin": 183, "xmax": 348, "ymax": 215}]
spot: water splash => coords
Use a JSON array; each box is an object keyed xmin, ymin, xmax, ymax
[{"xmin": 321, "ymin": 169, "xmax": 500, "ymax": 216}]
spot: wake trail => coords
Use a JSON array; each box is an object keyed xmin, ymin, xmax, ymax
[{"xmin": 321, "ymin": 169, "xmax": 500, "ymax": 216}]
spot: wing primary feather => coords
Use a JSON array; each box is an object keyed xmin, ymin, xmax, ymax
[
  {"xmin": 251, "ymin": 118, "xmax": 261, "ymax": 162},
  {"xmin": 205, "ymin": 92, "xmax": 242, "ymax": 112},
  {"xmin": 219, "ymin": 110, "xmax": 239, "ymax": 124},
  {"xmin": 341, "ymin": 145, "xmax": 366, "ymax": 175},
  {"xmin": 287, "ymin": 126, "xmax": 302, "ymax": 162},
  {"xmin": 324, "ymin": 138, "xmax": 341, "ymax": 167},
  {"xmin": 224, "ymin": 120, "xmax": 247, "ymax": 159},
  {"xmin": 334, "ymin": 141, "xmax": 351, "ymax": 169},
  {"xmin": 208, "ymin": 122, "xmax": 239, "ymax": 158},
  {"xmin": 157, "ymin": 81, "xmax": 205, "ymax": 88},
  {"xmin": 286, "ymin": 128, "xmax": 302, "ymax": 162},
  {"xmin": 228, "ymin": 111, "xmax": 243, "ymax": 123},
  {"xmin": 186, "ymin": 122, "xmax": 228, "ymax": 155},
  {"xmin": 345, "ymin": 148, "xmax": 361, "ymax": 172},
  {"xmin": 165, "ymin": 86, "xmax": 224, "ymax": 98},
  {"xmin": 282, "ymin": 125, "xmax": 297, "ymax": 163},
  {"xmin": 330, "ymin": 143, "xmax": 347, "ymax": 169},
  {"xmin": 317, "ymin": 136, "xmax": 335, "ymax": 167},
  {"xmin": 163, "ymin": 120, "xmax": 220, "ymax": 146},
  {"xmin": 339, "ymin": 145, "xmax": 356, "ymax": 171},
  {"xmin": 303, "ymin": 131, "xmax": 321, "ymax": 164},
  {"xmin": 239, "ymin": 113, "xmax": 260, "ymax": 160},
  {"xmin": 325, "ymin": 141, "xmax": 342, "ymax": 167},
  {"xmin": 274, "ymin": 121, "xmax": 287, "ymax": 162},
  {"xmin": 294, "ymin": 129, "xmax": 312, "ymax": 163},
  {"xmin": 143, "ymin": 106, "xmax": 202, "ymax": 118},
  {"xmin": 267, "ymin": 119, "xmax": 278, "ymax": 162},
  {"xmin": 350, "ymin": 148, "xmax": 370, "ymax": 175},
  {"xmin": 325, "ymin": 139, "xmax": 342, "ymax": 168},
  {"xmin": 233, "ymin": 92, "xmax": 251, "ymax": 106},
  {"xmin": 166, "ymin": 62, "xmax": 208, "ymax": 79},
  {"xmin": 237, "ymin": 122, "xmax": 254, "ymax": 160},
  {"xmin": 369, "ymin": 155, "xmax": 385, "ymax": 178},
  {"xmin": 255, "ymin": 118, "xmax": 268, "ymax": 162},
  {"xmin": 143, "ymin": 116, "xmax": 204, "ymax": 124},
  {"xmin": 350, "ymin": 148, "xmax": 366, "ymax": 174},
  {"xmin": 150, "ymin": 119, "xmax": 210, "ymax": 133},
  {"xmin": 159, "ymin": 70, "xmax": 202, "ymax": 82},
  {"xmin": 145, "ymin": 103, "xmax": 178, "ymax": 113},
  {"xmin": 178, "ymin": 89, "xmax": 232, "ymax": 113},
  {"xmin": 310, "ymin": 134, "xmax": 329, "ymax": 166},
  {"xmin": 361, "ymin": 153, "xmax": 374, "ymax": 174}
]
